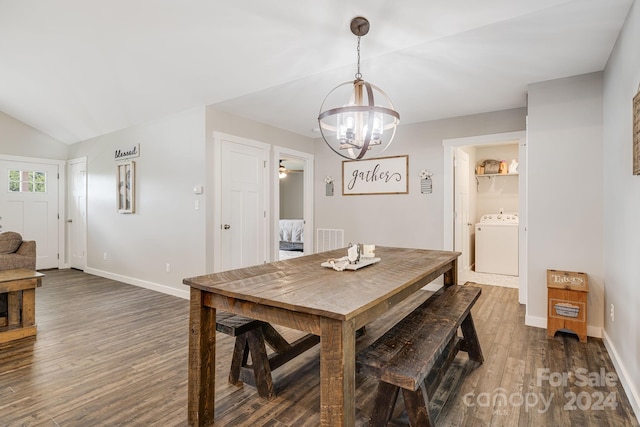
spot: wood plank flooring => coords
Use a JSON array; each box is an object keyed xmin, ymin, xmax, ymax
[{"xmin": 0, "ymin": 269, "xmax": 637, "ymax": 426}]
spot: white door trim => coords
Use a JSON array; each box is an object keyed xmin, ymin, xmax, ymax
[
  {"xmin": 212, "ymin": 132, "xmax": 270, "ymax": 272},
  {"xmin": 442, "ymin": 131, "xmax": 527, "ymax": 303},
  {"xmin": 272, "ymin": 146, "xmax": 314, "ymax": 260},
  {"xmin": 0, "ymin": 154, "xmax": 66, "ymax": 269}
]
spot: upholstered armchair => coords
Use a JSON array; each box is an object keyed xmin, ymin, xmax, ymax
[{"xmin": 0, "ymin": 232, "xmax": 37, "ymax": 318}]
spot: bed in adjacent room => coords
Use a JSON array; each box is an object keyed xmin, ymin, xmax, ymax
[{"xmin": 279, "ymin": 219, "xmax": 304, "ymax": 260}]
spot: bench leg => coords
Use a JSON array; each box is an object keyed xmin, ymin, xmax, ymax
[
  {"xmin": 246, "ymin": 328, "xmax": 276, "ymax": 400},
  {"xmin": 229, "ymin": 334, "xmax": 250, "ymax": 386},
  {"xmin": 261, "ymin": 323, "xmax": 292, "ymax": 352},
  {"xmin": 460, "ymin": 313, "xmax": 484, "ymax": 364},
  {"xmin": 402, "ymin": 385, "xmax": 434, "ymax": 427},
  {"xmin": 369, "ymin": 381, "xmax": 399, "ymax": 427}
]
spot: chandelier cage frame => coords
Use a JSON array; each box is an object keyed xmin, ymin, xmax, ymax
[{"xmin": 317, "ymin": 16, "xmax": 400, "ymax": 160}]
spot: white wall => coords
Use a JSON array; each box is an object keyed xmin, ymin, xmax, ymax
[
  {"xmin": 280, "ymin": 172, "xmax": 304, "ymax": 219},
  {"xmin": 64, "ymin": 106, "xmax": 317, "ymax": 297},
  {"xmin": 526, "ymin": 72, "xmax": 604, "ymax": 338},
  {"xmin": 67, "ymin": 107, "xmax": 208, "ymax": 298},
  {"xmin": 603, "ymin": 0, "xmax": 640, "ymax": 416},
  {"xmin": 0, "ymin": 111, "xmax": 68, "ymax": 160},
  {"xmin": 313, "ymin": 108, "xmax": 526, "ymax": 250}
]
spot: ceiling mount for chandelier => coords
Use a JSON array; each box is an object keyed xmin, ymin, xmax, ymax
[{"xmin": 318, "ymin": 16, "xmax": 400, "ymax": 160}]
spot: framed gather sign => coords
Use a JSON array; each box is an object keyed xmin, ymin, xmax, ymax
[{"xmin": 342, "ymin": 155, "xmax": 408, "ymax": 195}]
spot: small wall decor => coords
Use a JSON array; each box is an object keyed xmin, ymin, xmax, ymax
[
  {"xmin": 324, "ymin": 176, "xmax": 334, "ymax": 196},
  {"xmin": 419, "ymin": 169, "xmax": 433, "ymax": 194},
  {"xmin": 117, "ymin": 160, "xmax": 135, "ymax": 213},
  {"xmin": 114, "ymin": 143, "xmax": 140, "ymax": 161},
  {"xmin": 342, "ymin": 155, "xmax": 408, "ymax": 195},
  {"xmin": 633, "ymin": 85, "xmax": 640, "ymax": 175}
]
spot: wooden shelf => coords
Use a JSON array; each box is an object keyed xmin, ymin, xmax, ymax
[
  {"xmin": 475, "ymin": 172, "xmax": 519, "ymax": 191},
  {"xmin": 475, "ymin": 173, "xmax": 518, "ymax": 178}
]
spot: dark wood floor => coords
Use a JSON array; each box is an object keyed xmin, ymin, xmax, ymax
[{"xmin": 0, "ymin": 269, "xmax": 637, "ymax": 426}]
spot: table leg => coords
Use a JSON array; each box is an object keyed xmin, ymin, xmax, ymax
[
  {"xmin": 319, "ymin": 318, "xmax": 356, "ymax": 427},
  {"xmin": 8, "ymin": 291, "xmax": 20, "ymax": 326},
  {"xmin": 188, "ymin": 288, "xmax": 216, "ymax": 427},
  {"xmin": 22, "ymin": 289, "xmax": 36, "ymax": 327},
  {"xmin": 443, "ymin": 258, "xmax": 458, "ymax": 287}
]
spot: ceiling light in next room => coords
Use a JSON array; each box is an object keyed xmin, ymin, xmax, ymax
[{"xmin": 279, "ymin": 161, "xmax": 287, "ymax": 179}]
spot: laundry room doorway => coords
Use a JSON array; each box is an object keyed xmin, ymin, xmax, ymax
[{"xmin": 443, "ymin": 131, "xmax": 527, "ymax": 305}]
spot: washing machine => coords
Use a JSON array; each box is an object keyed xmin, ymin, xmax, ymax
[{"xmin": 475, "ymin": 213, "xmax": 519, "ymax": 276}]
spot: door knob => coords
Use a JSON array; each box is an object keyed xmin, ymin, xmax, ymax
[
  {"xmin": 223, "ymin": 224, "xmax": 231, "ymax": 230},
  {"xmin": 67, "ymin": 219, "xmax": 73, "ymax": 223}
]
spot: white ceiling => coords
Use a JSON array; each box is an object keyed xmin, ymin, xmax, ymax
[{"xmin": 0, "ymin": 0, "xmax": 633, "ymax": 145}]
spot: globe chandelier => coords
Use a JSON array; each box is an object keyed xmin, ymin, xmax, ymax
[{"xmin": 318, "ymin": 16, "xmax": 400, "ymax": 160}]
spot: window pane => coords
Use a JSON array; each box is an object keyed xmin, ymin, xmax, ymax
[{"xmin": 7, "ymin": 169, "xmax": 47, "ymax": 192}]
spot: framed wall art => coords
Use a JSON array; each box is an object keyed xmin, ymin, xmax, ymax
[
  {"xmin": 117, "ymin": 160, "xmax": 135, "ymax": 213},
  {"xmin": 634, "ymin": 87, "xmax": 640, "ymax": 175},
  {"xmin": 342, "ymin": 155, "xmax": 408, "ymax": 195}
]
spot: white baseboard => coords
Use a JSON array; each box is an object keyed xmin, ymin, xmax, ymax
[
  {"xmin": 587, "ymin": 325, "xmax": 602, "ymax": 338},
  {"xmin": 603, "ymin": 330, "xmax": 640, "ymax": 422},
  {"xmin": 525, "ymin": 315, "xmax": 602, "ymax": 338},
  {"xmin": 84, "ymin": 267, "xmax": 190, "ymax": 300},
  {"xmin": 525, "ymin": 314, "xmax": 547, "ymax": 329}
]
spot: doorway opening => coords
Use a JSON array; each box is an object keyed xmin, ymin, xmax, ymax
[
  {"xmin": 272, "ymin": 147, "xmax": 314, "ymax": 261},
  {"xmin": 443, "ymin": 131, "xmax": 527, "ymax": 304}
]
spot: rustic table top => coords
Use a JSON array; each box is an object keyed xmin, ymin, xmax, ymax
[
  {"xmin": 183, "ymin": 246, "xmax": 459, "ymax": 321},
  {"xmin": 0, "ymin": 268, "xmax": 45, "ymax": 284}
]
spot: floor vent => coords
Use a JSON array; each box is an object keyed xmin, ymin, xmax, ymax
[{"xmin": 316, "ymin": 229, "xmax": 344, "ymax": 252}]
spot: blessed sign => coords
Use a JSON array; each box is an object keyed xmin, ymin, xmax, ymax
[
  {"xmin": 342, "ymin": 155, "xmax": 408, "ymax": 195},
  {"xmin": 115, "ymin": 144, "xmax": 140, "ymax": 161}
]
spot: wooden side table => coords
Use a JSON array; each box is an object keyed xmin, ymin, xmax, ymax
[
  {"xmin": 547, "ymin": 269, "xmax": 588, "ymax": 343},
  {"xmin": 0, "ymin": 269, "xmax": 44, "ymax": 343}
]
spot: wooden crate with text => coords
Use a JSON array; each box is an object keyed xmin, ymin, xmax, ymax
[{"xmin": 547, "ymin": 269, "xmax": 589, "ymax": 343}]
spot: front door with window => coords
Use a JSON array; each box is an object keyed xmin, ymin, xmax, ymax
[{"xmin": 0, "ymin": 160, "xmax": 59, "ymax": 269}]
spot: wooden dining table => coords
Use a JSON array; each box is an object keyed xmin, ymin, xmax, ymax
[{"xmin": 183, "ymin": 246, "xmax": 459, "ymax": 426}]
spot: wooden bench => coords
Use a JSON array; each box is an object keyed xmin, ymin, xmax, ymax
[
  {"xmin": 357, "ymin": 283, "xmax": 483, "ymax": 426},
  {"xmin": 216, "ymin": 312, "xmax": 320, "ymax": 400}
]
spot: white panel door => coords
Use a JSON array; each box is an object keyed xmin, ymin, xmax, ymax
[
  {"xmin": 68, "ymin": 159, "xmax": 87, "ymax": 270},
  {"xmin": 454, "ymin": 149, "xmax": 471, "ymax": 279},
  {"xmin": 0, "ymin": 160, "xmax": 59, "ymax": 269},
  {"xmin": 220, "ymin": 139, "xmax": 268, "ymax": 271}
]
